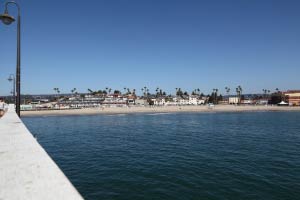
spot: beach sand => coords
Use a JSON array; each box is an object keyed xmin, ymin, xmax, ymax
[{"xmin": 21, "ymin": 105, "xmax": 300, "ymax": 117}]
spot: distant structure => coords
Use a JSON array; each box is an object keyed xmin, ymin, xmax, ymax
[
  {"xmin": 228, "ymin": 97, "xmax": 240, "ymax": 104},
  {"xmin": 284, "ymin": 90, "xmax": 300, "ymax": 106}
]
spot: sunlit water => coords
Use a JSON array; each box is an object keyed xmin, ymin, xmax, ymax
[{"xmin": 23, "ymin": 112, "xmax": 300, "ymax": 200}]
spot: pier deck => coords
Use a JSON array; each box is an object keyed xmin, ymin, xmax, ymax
[{"xmin": 0, "ymin": 105, "xmax": 84, "ymax": 200}]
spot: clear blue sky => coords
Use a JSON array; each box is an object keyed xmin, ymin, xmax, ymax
[{"xmin": 1, "ymin": 0, "xmax": 300, "ymax": 96}]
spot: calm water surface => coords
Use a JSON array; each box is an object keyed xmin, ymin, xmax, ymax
[{"xmin": 23, "ymin": 112, "xmax": 300, "ymax": 200}]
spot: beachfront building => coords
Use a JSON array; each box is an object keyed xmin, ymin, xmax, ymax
[
  {"xmin": 59, "ymin": 95, "xmax": 103, "ymax": 108},
  {"xmin": 102, "ymin": 94, "xmax": 127, "ymax": 107},
  {"xmin": 189, "ymin": 96, "xmax": 205, "ymax": 105},
  {"xmin": 135, "ymin": 98, "xmax": 147, "ymax": 106},
  {"xmin": 127, "ymin": 95, "xmax": 136, "ymax": 105},
  {"xmin": 20, "ymin": 104, "xmax": 33, "ymax": 110},
  {"xmin": 178, "ymin": 97, "xmax": 190, "ymax": 105},
  {"xmin": 21, "ymin": 101, "xmax": 54, "ymax": 111},
  {"xmin": 255, "ymin": 99, "xmax": 268, "ymax": 105},
  {"xmin": 218, "ymin": 100, "xmax": 229, "ymax": 104},
  {"xmin": 241, "ymin": 99, "xmax": 254, "ymax": 104},
  {"xmin": 170, "ymin": 95, "xmax": 205, "ymax": 106},
  {"xmin": 228, "ymin": 97, "xmax": 240, "ymax": 104},
  {"xmin": 153, "ymin": 97, "xmax": 166, "ymax": 106},
  {"xmin": 284, "ymin": 90, "xmax": 300, "ymax": 106}
]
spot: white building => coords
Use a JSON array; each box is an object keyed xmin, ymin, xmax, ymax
[
  {"xmin": 172, "ymin": 96, "xmax": 204, "ymax": 105},
  {"xmin": 189, "ymin": 96, "xmax": 205, "ymax": 105},
  {"xmin": 135, "ymin": 99, "xmax": 147, "ymax": 106},
  {"xmin": 229, "ymin": 97, "xmax": 240, "ymax": 104},
  {"xmin": 154, "ymin": 98, "xmax": 166, "ymax": 106},
  {"xmin": 241, "ymin": 99, "xmax": 253, "ymax": 104}
]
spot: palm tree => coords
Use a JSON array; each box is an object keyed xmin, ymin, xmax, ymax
[
  {"xmin": 71, "ymin": 88, "xmax": 77, "ymax": 96},
  {"xmin": 192, "ymin": 89, "xmax": 196, "ymax": 95},
  {"xmin": 262, "ymin": 89, "xmax": 267, "ymax": 99},
  {"xmin": 212, "ymin": 88, "xmax": 218, "ymax": 104},
  {"xmin": 53, "ymin": 87, "xmax": 60, "ymax": 98},
  {"xmin": 238, "ymin": 85, "xmax": 242, "ymax": 93},
  {"xmin": 236, "ymin": 86, "xmax": 242, "ymax": 104},
  {"xmin": 53, "ymin": 88, "xmax": 58, "ymax": 100},
  {"xmin": 236, "ymin": 88, "xmax": 239, "ymax": 101},
  {"xmin": 225, "ymin": 87, "xmax": 230, "ymax": 96},
  {"xmin": 262, "ymin": 89, "xmax": 270, "ymax": 104},
  {"xmin": 225, "ymin": 87, "xmax": 230, "ymax": 103},
  {"xmin": 143, "ymin": 86, "xmax": 148, "ymax": 97},
  {"xmin": 156, "ymin": 87, "xmax": 163, "ymax": 97},
  {"xmin": 176, "ymin": 88, "xmax": 183, "ymax": 97},
  {"xmin": 87, "ymin": 88, "xmax": 93, "ymax": 94},
  {"xmin": 275, "ymin": 88, "xmax": 283, "ymax": 101}
]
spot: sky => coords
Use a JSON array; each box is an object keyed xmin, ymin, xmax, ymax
[{"xmin": 0, "ymin": 0, "xmax": 300, "ymax": 96}]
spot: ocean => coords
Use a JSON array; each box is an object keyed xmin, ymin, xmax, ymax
[{"xmin": 22, "ymin": 111, "xmax": 300, "ymax": 200}]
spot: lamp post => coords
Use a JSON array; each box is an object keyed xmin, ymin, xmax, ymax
[
  {"xmin": 0, "ymin": 1, "xmax": 21, "ymax": 116},
  {"xmin": 7, "ymin": 74, "xmax": 15, "ymax": 104}
]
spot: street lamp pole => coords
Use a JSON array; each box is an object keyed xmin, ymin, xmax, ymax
[
  {"xmin": 0, "ymin": 1, "xmax": 21, "ymax": 116},
  {"xmin": 8, "ymin": 74, "xmax": 16, "ymax": 105}
]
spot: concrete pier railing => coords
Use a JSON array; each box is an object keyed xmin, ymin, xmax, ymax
[{"xmin": 0, "ymin": 105, "xmax": 84, "ymax": 200}]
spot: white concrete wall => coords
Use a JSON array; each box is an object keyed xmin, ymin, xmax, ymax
[{"xmin": 0, "ymin": 105, "xmax": 84, "ymax": 200}]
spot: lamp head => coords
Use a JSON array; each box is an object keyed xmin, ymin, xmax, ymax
[
  {"xmin": 0, "ymin": 9, "xmax": 15, "ymax": 25},
  {"xmin": 8, "ymin": 74, "xmax": 14, "ymax": 82}
]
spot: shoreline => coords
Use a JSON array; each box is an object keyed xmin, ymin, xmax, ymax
[{"xmin": 20, "ymin": 105, "xmax": 300, "ymax": 117}]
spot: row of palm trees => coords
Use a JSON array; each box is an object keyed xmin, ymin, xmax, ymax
[
  {"xmin": 53, "ymin": 86, "xmax": 238, "ymax": 98},
  {"xmin": 262, "ymin": 89, "xmax": 271, "ymax": 98},
  {"xmin": 54, "ymin": 86, "xmax": 281, "ymax": 101}
]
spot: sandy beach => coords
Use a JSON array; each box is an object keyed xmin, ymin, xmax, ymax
[{"xmin": 20, "ymin": 105, "xmax": 300, "ymax": 117}]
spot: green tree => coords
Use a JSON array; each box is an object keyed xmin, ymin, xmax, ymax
[
  {"xmin": 212, "ymin": 88, "xmax": 218, "ymax": 104},
  {"xmin": 114, "ymin": 90, "xmax": 121, "ymax": 95},
  {"xmin": 176, "ymin": 88, "xmax": 183, "ymax": 96},
  {"xmin": 236, "ymin": 86, "xmax": 242, "ymax": 104}
]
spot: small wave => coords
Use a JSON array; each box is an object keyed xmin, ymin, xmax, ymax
[
  {"xmin": 106, "ymin": 114, "xmax": 127, "ymax": 117},
  {"xmin": 146, "ymin": 113, "xmax": 171, "ymax": 116}
]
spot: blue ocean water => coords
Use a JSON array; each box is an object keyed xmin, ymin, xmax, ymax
[{"xmin": 22, "ymin": 112, "xmax": 300, "ymax": 200}]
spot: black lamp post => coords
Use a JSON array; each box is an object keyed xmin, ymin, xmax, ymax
[
  {"xmin": 0, "ymin": 1, "xmax": 21, "ymax": 116},
  {"xmin": 8, "ymin": 74, "xmax": 15, "ymax": 104}
]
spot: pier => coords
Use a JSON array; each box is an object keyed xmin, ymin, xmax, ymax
[{"xmin": 0, "ymin": 105, "xmax": 84, "ymax": 200}]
